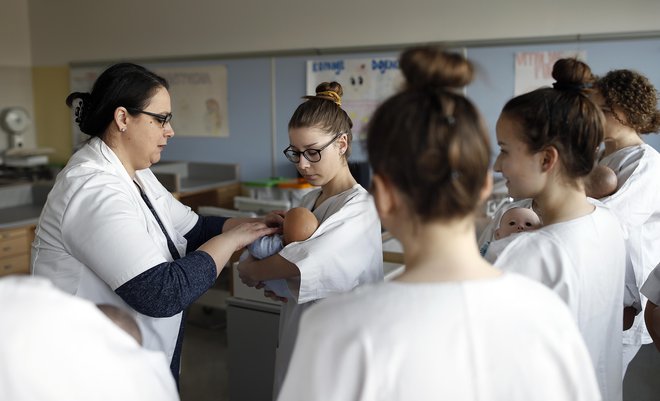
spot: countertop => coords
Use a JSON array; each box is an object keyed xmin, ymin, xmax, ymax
[
  {"xmin": 0, "ymin": 181, "xmax": 51, "ymax": 230},
  {"xmin": 0, "ymin": 204, "xmax": 43, "ymax": 230}
]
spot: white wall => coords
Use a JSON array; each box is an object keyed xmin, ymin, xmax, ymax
[
  {"xmin": 28, "ymin": 0, "xmax": 660, "ymax": 66},
  {"xmin": 0, "ymin": 0, "xmax": 35, "ymax": 151},
  {"xmin": 0, "ymin": 0, "xmax": 31, "ymax": 66}
]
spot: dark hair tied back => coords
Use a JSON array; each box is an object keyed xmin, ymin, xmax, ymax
[
  {"xmin": 551, "ymin": 58, "xmax": 596, "ymax": 95},
  {"xmin": 367, "ymin": 46, "xmax": 490, "ymax": 221},
  {"xmin": 501, "ymin": 57, "xmax": 602, "ymax": 179},
  {"xmin": 400, "ymin": 46, "xmax": 474, "ymax": 90},
  {"xmin": 67, "ymin": 92, "xmax": 92, "ymax": 126},
  {"xmin": 65, "ymin": 63, "xmax": 168, "ymax": 138}
]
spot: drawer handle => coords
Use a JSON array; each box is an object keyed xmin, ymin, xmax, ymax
[{"xmin": 2, "ymin": 247, "xmax": 12, "ymax": 252}]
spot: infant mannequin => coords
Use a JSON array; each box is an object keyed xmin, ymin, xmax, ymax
[
  {"xmin": 584, "ymin": 165, "xmax": 618, "ymax": 199},
  {"xmin": 247, "ymin": 207, "xmax": 319, "ymax": 298},
  {"xmin": 494, "ymin": 207, "xmax": 542, "ymax": 240},
  {"xmin": 482, "ymin": 207, "xmax": 541, "ymax": 263}
]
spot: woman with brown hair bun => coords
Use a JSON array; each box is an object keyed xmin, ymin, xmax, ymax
[
  {"xmin": 238, "ymin": 81, "xmax": 383, "ymax": 397},
  {"xmin": 277, "ymin": 48, "xmax": 599, "ymax": 401},
  {"xmin": 492, "ymin": 58, "xmax": 627, "ymax": 401}
]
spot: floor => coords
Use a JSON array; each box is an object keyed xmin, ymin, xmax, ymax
[
  {"xmin": 180, "ymin": 304, "xmax": 229, "ymax": 401},
  {"xmin": 180, "ymin": 274, "xmax": 231, "ymax": 401}
]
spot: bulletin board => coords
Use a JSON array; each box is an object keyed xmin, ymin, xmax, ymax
[{"xmin": 70, "ymin": 34, "xmax": 660, "ymax": 181}]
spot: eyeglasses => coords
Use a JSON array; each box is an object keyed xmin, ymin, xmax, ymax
[
  {"xmin": 283, "ymin": 132, "xmax": 344, "ymax": 163},
  {"xmin": 127, "ymin": 108, "xmax": 173, "ymax": 128}
]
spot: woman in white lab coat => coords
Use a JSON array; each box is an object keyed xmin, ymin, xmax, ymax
[
  {"xmin": 491, "ymin": 59, "xmax": 626, "ymax": 401},
  {"xmin": 278, "ymin": 47, "xmax": 600, "ymax": 401},
  {"xmin": 237, "ymin": 82, "xmax": 383, "ymax": 397},
  {"xmin": 31, "ymin": 63, "xmax": 276, "ymax": 384},
  {"xmin": 592, "ymin": 69, "xmax": 660, "ymax": 372}
]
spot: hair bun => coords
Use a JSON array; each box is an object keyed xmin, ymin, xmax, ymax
[
  {"xmin": 307, "ymin": 82, "xmax": 343, "ymax": 106},
  {"xmin": 65, "ymin": 92, "xmax": 92, "ymax": 126},
  {"xmin": 399, "ymin": 46, "xmax": 474, "ymax": 90},
  {"xmin": 552, "ymin": 58, "xmax": 596, "ymax": 91}
]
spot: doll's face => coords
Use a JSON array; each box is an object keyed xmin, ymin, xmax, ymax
[{"xmin": 494, "ymin": 207, "xmax": 541, "ymax": 240}]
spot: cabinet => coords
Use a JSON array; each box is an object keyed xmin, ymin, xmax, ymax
[
  {"xmin": 151, "ymin": 161, "xmax": 240, "ymax": 212},
  {"xmin": 0, "ymin": 225, "xmax": 35, "ymax": 277}
]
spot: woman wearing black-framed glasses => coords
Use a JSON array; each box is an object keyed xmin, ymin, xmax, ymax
[
  {"xmin": 237, "ymin": 81, "xmax": 384, "ymax": 398},
  {"xmin": 32, "ymin": 63, "xmax": 277, "ymax": 389}
]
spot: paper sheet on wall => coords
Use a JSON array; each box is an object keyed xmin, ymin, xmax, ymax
[
  {"xmin": 306, "ymin": 57, "xmax": 404, "ymax": 139},
  {"xmin": 514, "ymin": 50, "xmax": 587, "ymax": 95},
  {"xmin": 69, "ymin": 63, "xmax": 229, "ymax": 150}
]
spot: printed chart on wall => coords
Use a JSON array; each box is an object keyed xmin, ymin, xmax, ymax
[
  {"xmin": 514, "ymin": 50, "xmax": 587, "ymax": 95},
  {"xmin": 307, "ymin": 57, "xmax": 403, "ymax": 139},
  {"xmin": 69, "ymin": 63, "xmax": 229, "ymax": 150}
]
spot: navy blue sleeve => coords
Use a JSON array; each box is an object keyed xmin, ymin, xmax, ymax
[
  {"xmin": 115, "ymin": 250, "xmax": 217, "ymax": 318},
  {"xmin": 184, "ymin": 215, "xmax": 228, "ymax": 252}
]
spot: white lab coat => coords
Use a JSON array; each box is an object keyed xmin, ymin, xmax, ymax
[
  {"xmin": 494, "ymin": 205, "xmax": 625, "ymax": 401},
  {"xmin": 278, "ymin": 273, "xmax": 601, "ymax": 401},
  {"xmin": 599, "ymin": 144, "xmax": 660, "ymax": 346},
  {"xmin": 31, "ymin": 137, "xmax": 198, "ymax": 362},
  {"xmin": 273, "ymin": 184, "xmax": 384, "ymax": 397},
  {"xmin": 641, "ymin": 262, "xmax": 660, "ymax": 305},
  {"xmin": 0, "ymin": 276, "xmax": 179, "ymax": 401}
]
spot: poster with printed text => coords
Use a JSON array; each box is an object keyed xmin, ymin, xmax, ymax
[
  {"xmin": 514, "ymin": 50, "xmax": 587, "ymax": 95},
  {"xmin": 307, "ymin": 57, "xmax": 404, "ymax": 139},
  {"xmin": 69, "ymin": 63, "xmax": 229, "ymax": 150}
]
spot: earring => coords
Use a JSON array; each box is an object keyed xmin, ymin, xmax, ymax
[{"xmin": 120, "ymin": 127, "xmax": 126, "ymax": 132}]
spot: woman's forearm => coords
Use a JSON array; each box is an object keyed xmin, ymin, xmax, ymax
[{"xmin": 240, "ymin": 254, "xmax": 300, "ymax": 283}]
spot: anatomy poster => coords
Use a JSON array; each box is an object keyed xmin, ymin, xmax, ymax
[
  {"xmin": 514, "ymin": 50, "xmax": 587, "ymax": 95},
  {"xmin": 307, "ymin": 57, "xmax": 404, "ymax": 139}
]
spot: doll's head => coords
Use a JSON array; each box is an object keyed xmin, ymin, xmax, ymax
[
  {"xmin": 494, "ymin": 207, "xmax": 541, "ymax": 240},
  {"xmin": 283, "ymin": 207, "xmax": 319, "ymax": 245},
  {"xmin": 584, "ymin": 165, "xmax": 618, "ymax": 199}
]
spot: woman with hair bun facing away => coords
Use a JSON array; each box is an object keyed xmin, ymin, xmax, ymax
[
  {"xmin": 277, "ymin": 48, "xmax": 599, "ymax": 401},
  {"xmin": 31, "ymin": 63, "xmax": 277, "ymax": 385},
  {"xmin": 592, "ymin": 69, "xmax": 660, "ymax": 373},
  {"xmin": 237, "ymin": 81, "xmax": 383, "ymax": 397},
  {"xmin": 492, "ymin": 58, "xmax": 626, "ymax": 401}
]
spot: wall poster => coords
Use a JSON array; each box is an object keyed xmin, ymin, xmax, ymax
[{"xmin": 306, "ymin": 57, "xmax": 403, "ymax": 139}]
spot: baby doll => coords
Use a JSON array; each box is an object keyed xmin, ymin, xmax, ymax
[
  {"xmin": 584, "ymin": 165, "xmax": 618, "ymax": 199},
  {"xmin": 247, "ymin": 207, "xmax": 319, "ymax": 298},
  {"xmin": 481, "ymin": 206, "xmax": 541, "ymax": 263}
]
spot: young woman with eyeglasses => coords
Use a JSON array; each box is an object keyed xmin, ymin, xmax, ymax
[
  {"xmin": 237, "ymin": 81, "xmax": 383, "ymax": 397},
  {"xmin": 32, "ymin": 63, "xmax": 277, "ymax": 386}
]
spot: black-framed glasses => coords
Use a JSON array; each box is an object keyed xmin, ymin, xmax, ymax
[
  {"xmin": 127, "ymin": 108, "xmax": 173, "ymax": 128},
  {"xmin": 283, "ymin": 132, "xmax": 344, "ymax": 163}
]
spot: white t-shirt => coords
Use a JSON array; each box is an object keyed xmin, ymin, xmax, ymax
[
  {"xmin": 494, "ymin": 205, "xmax": 625, "ymax": 401},
  {"xmin": 599, "ymin": 144, "xmax": 660, "ymax": 345},
  {"xmin": 273, "ymin": 184, "xmax": 384, "ymax": 396},
  {"xmin": 278, "ymin": 273, "xmax": 600, "ymax": 401},
  {"xmin": 0, "ymin": 276, "xmax": 178, "ymax": 401}
]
